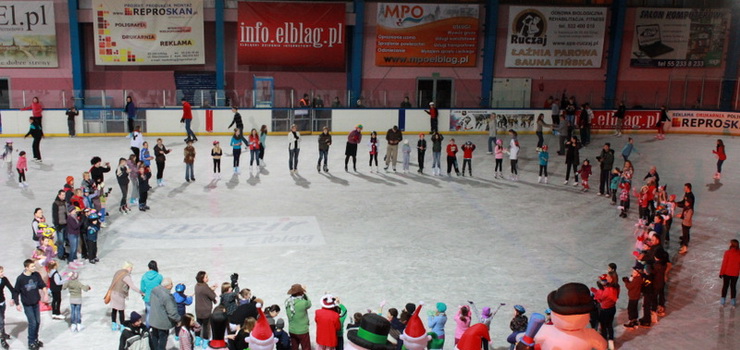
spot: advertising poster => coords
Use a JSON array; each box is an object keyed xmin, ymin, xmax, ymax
[
  {"xmin": 450, "ymin": 110, "xmax": 542, "ymax": 132},
  {"xmin": 669, "ymin": 111, "xmax": 740, "ymax": 136},
  {"xmin": 506, "ymin": 6, "xmax": 606, "ymax": 68},
  {"xmin": 92, "ymin": 0, "xmax": 205, "ymax": 65},
  {"xmin": 237, "ymin": 2, "xmax": 345, "ymax": 69},
  {"xmin": 590, "ymin": 110, "xmax": 661, "ymax": 130},
  {"xmin": 630, "ymin": 8, "xmax": 730, "ymax": 68},
  {"xmin": 505, "ymin": 6, "xmax": 606, "ymax": 68},
  {"xmin": 375, "ymin": 3, "xmax": 479, "ymax": 67},
  {"xmin": 0, "ymin": 1, "xmax": 57, "ymax": 67}
]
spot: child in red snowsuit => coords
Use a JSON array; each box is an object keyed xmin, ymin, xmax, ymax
[{"xmin": 579, "ymin": 159, "xmax": 592, "ymax": 192}]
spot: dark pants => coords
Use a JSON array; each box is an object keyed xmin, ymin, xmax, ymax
[
  {"xmin": 31, "ymin": 117, "xmax": 42, "ymax": 128},
  {"xmin": 488, "ymin": 136, "xmax": 497, "ymax": 153},
  {"xmin": 462, "ymin": 159, "xmax": 472, "ymax": 174},
  {"xmin": 536, "ymin": 132, "xmax": 544, "ymax": 148},
  {"xmin": 289, "ymin": 332, "xmax": 310, "ymax": 350},
  {"xmin": 418, "ymin": 150, "xmax": 426, "ymax": 170},
  {"xmin": 213, "ymin": 159, "xmax": 221, "ymax": 173},
  {"xmin": 681, "ymin": 224, "xmax": 691, "ymax": 247},
  {"xmin": 68, "ymin": 119, "xmax": 76, "ymax": 136},
  {"xmin": 233, "ymin": 148, "xmax": 241, "ymax": 167},
  {"xmin": 140, "ymin": 188, "xmax": 148, "ymax": 206},
  {"xmin": 446, "ymin": 156, "xmax": 459, "ymax": 174},
  {"xmin": 131, "ymin": 147, "xmax": 140, "ymax": 163},
  {"xmin": 51, "ymin": 290, "xmax": 62, "ymax": 315},
  {"xmin": 369, "ymin": 154, "xmax": 378, "ymax": 166},
  {"xmin": 17, "ymin": 169, "xmax": 26, "ymax": 183},
  {"xmin": 539, "ymin": 165, "xmax": 548, "ymax": 177},
  {"xmin": 150, "ymin": 327, "xmax": 170, "ymax": 350},
  {"xmin": 718, "ymin": 159, "xmax": 724, "ymax": 173},
  {"xmin": 119, "ymin": 182, "xmax": 129, "ymax": 207},
  {"xmin": 156, "ymin": 161, "xmax": 165, "ymax": 180},
  {"xmin": 627, "ymin": 299, "xmax": 639, "ymax": 321},
  {"xmin": 289, "ymin": 149, "xmax": 300, "ymax": 170},
  {"xmin": 198, "ymin": 317, "xmax": 211, "ymax": 339},
  {"xmin": 184, "ymin": 119, "xmax": 196, "ymax": 140},
  {"xmin": 250, "ymin": 149, "xmax": 260, "ymax": 166},
  {"xmin": 558, "ymin": 136, "xmax": 567, "ymax": 154},
  {"xmin": 127, "ymin": 118, "xmax": 135, "ymax": 134},
  {"xmin": 23, "ymin": 304, "xmax": 41, "ymax": 346},
  {"xmin": 565, "ymin": 162, "xmax": 578, "ymax": 181},
  {"xmin": 0, "ymin": 303, "xmax": 6, "ymax": 336},
  {"xmin": 495, "ymin": 159, "xmax": 503, "ymax": 172},
  {"xmin": 430, "ymin": 118, "xmax": 438, "ymax": 134},
  {"xmin": 581, "ymin": 125, "xmax": 591, "ymax": 145},
  {"xmin": 653, "ymin": 284, "xmax": 666, "ymax": 308},
  {"xmin": 551, "ymin": 114, "xmax": 559, "ymax": 126},
  {"xmin": 259, "ymin": 144, "xmax": 265, "ymax": 160},
  {"xmin": 641, "ymin": 290, "xmax": 655, "ymax": 324},
  {"xmin": 32, "ymin": 136, "xmax": 42, "ymax": 160},
  {"xmin": 510, "ymin": 159, "xmax": 518, "ymax": 174},
  {"xmin": 599, "ymin": 169, "xmax": 609, "ymax": 195},
  {"xmin": 721, "ymin": 275, "xmax": 738, "ymax": 299},
  {"xmin": 86, "ymin": 239, "xmax": 97, "ymax": 260},
  {"xmin": 111, "ymin": 309, "xmax": 124, "ymax": 323},
  {"xmin": 598, "ymin": 306, "xmax": 616, "ymax": 340}
]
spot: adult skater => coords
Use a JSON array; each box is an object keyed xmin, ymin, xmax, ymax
[
  {"xmin": 228, "ymin": 106, "xmax": 244, "ymax": 136},
  {"xmin": 12, "ymin": 259, "xmax": 48, "ymax": 350},
  {"xmin": 24, "ymin": 117, "xmax": 44, "ymax": 162},
  {"xmin": 564, "ymin": 136, "xmax": 580, "ymax": 186},
  {"xmin": 288, "ymin": 124, "xmax": 301, "ymax": 173},
  {"xmin": 107, "ymin": 262, "xmax": 144, "ymax": 331},
  {"xmin": 130, "ymin": 126, "xmax": 144, "ymax": 163},
  {"xmin": 344, "ymin": 124, "xmax": 362, "ymax": 172},
  {"xmin": 425, "ymin": 102, "xmax": 438, "ymax": 134},
  {"xmin": 613, "ymin": 101, "xmax": 626, "ymax": 137},
  {"xmin": 124, "ymin": 96, "xmax": 136, "ymax": 137},
  {"xmin": 655, "ymin": 105, "xmax": 670, "ymax": 140},
  {"xmin": 153, "ymin": 138, "xmax": 171, "ymax": 186},
  {"xmin": 597, "ymin": 143, "xmax": 614, "ymax": 197},
  {"xmin": 180, "ymin": 98, "xmax": 197, "ymax": 142},
  {"xmin": 385, "ymin": 125, "xmax": 402, "ymax": 172},
  {"xmin": 66, "ymin": 105, "xmax": 79, "ymax": 137},
  {"xmin": 21, "ymin": 97, "xmax": 43, "ymax": 127},
  {"xmin": 719, "ymin": 239, "xmax": 740, "ymax": 306}
]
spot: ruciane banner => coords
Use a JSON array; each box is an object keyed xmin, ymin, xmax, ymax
[
  {"xmin": 505, "ymin": 6, "xmax": 606, "ymax": 68},
  {"xmin": 375, "ymin": 3, "xmax": 479, "ymax": 67},
  {"xmin": 0, "ymin": 1, "xmax": 57, "ymax": 67},
  {"xmin": 237, "ymin": 2, "xmax": 345, "ymax": 69},
  {"xmin": 92, "ymin": 0, "xmax": 205, "ymax": 65},
  {"xmin": 630, "ymin": 8, "xmax": 731, "ymax": 68}
]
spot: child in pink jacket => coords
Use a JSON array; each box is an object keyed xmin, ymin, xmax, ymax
[
  {"xmin": 16, "ymin": 150, "xmax": 28, "ymax": 187},
  {"xmin": 454, "ymin": 305, "xmax": 471, "ymax": 345}
]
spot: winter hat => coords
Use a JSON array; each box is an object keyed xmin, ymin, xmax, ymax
[
  {"xmin": 436, "ymin": 302, "xmax": 447, "ymax": 313},
  {"xmin": 547, "ymin": 282, "xmax": 595, "ymax": 315},
  {"xmin": 400, "ymin": 302, "xmax": 430, "ymax": 350},
  {"xmin": 496, "ymin": 139, "xmax": 502, "ymax": 145},
  {"xmin": 276, "ymin": 318, "xmax": 285, "ymax": 329},
  {"xmin": 65, "ymin": 176, "xmax": 74, "ymax": 184},
  {"xmin": 403, "ymin": 139, "xmax": 409, "ymax": 145},
  {"xmin": 542, "ymin": 145, "xmax": 548, "ymax": 151},
  {"xmin": 247, "ymin": 303, "xmax": 279, "ymax": 350},
  {"xmin": 175, "ymin": 283, "xmax": 186, "ymax": 293},
  {"xmin": 130, "ymin": 311, "xmax": 142, "ymax": 323},
  {"xmin": 454, "ymin": 323, "xmax": 490, "ymax": 350},
  {"xmin": 213, "ymin": 140, "xmax": 219, "ymax": 145},
  {"xmin": 320, "ymin": 294, "xmax": 338, "ymax": 309},
  {"xmin": 405, "ymin": 303, "xmax": 416, "ymax": 314},
  {"xmin": 357, "ymin": 124, "xmax": 364, "ymax": 130},
  {"xmin": 429, "ymin": 102, "xmax": 435, "ymax": 106},
  {"xmin": 346, "ymin": 313, "xmax": 396, "ymax": 350},
  {"xmin": 5, "ymin": 139, "xmax": 12, "ymax": 144},
  {"xmin": 481, "ymin": 307, "xmax": 491, "ymax": 317},
  {"xmin": 514, "ymin": 305, "xmax": 526, "ymax": 314},
  {"xmin": 287, "ymin": 284, "xmax": 305, "ymax": 296}
]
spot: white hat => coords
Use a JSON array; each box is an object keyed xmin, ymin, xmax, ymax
[
  {"xmin": 320, "ymin": 294, "xmax": 338, "ymax": 309},
  {"xmin": 429, "ymin": 102, "xmax": 435, "ymax": 105}
]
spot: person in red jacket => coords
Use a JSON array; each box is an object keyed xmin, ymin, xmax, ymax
[
  {"xmin": 446, "ymin": 139, "xmax": 460, "ymax": 176},
  {"xmin": 425, "ymin": 101, "xmax": 438, "ymax": 134},
  {"xmin": 21, "ymin": 96, "xmax": 43, "ymax": 127},
  {"xmin": 461, "ymin": 141, "xmax": 476, "ymax": 177},
  {"xmin": 591, "ymin": 272, "xmax": 619, "ymax": 349},
  {"xmin": 622, "ymin": 268, "xmax": 643, "ymax": 329},
  {"xmin": 720, "ymin": 239, "xmax": 740, "ymax": 306},
  {"xmin": 712, "ymin": 139, "xmax": 726, "ymax": 180},
  {"xmin": 180, "ymin": 98, "xmax": 198, "ymax": 142},
  {"xmin": 315, "ymin": 294, "xmax": 341, "ymax": 350}
]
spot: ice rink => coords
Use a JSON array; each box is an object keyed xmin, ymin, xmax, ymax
[{"xmin": 1, "ymin": 131, "xmax": 737, "ymax": 350}]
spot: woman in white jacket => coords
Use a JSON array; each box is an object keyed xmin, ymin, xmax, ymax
[{"xmin": 288, "ymin": 124, "xmax": 301, "ymax": 173}]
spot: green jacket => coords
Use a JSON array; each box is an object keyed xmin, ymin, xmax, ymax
[{"xmin": 285, "ymin": 294, "xmax": 312, "ymax": 334}]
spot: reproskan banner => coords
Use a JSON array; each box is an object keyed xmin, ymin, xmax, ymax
[
  {"xmin": 375, "ymin": 3, "xmax": 479, "ymax": 67},
  {"xmin": 237, "ymin": 2, "xmax": 345, "ymax": 69},
  {"xmin": 92, "ymin": 0, "xmax": 205, "ymax": 65},
  {"xmin": 669, "ymin": 111, "xmax": 740, "ymax": 136}
]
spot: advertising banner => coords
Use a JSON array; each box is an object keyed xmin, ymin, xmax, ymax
[
  {"xmin": 450, "ymin": 110, "xmax": 546, "ymax": 132},
  {"xmin": 92, "ymin": 0, "xmax": 204, "ymax": 65},
  {"xmin": 505, "ymin": 6, "xmax": 606, "ymax": 68},
  {"xmin": 630, "ymin": 8, "xmax": 730, "ymax": 68},
  {"xmin": 375, "ymin": 3, "xmax": 479, "ymax": 67},
  {"xmin": 669, "ymin": 111, "xmax": 740, "ymax": 136},
  {"xmin": 237, "ymin": 2, "xmax": 345, "ymax": 69},
  {"xmin": 0, "ymin": 1, "xmax": 57, "ymax": 67},
  {"xmin": 590, "ymin": 110, "xmax": 661, "ymax": 130}
]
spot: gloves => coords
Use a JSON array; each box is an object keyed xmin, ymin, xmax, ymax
[{"xmin": 180, "ymin": 118, "xmax": 185, "ymax": 123}]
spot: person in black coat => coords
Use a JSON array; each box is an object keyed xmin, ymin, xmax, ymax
[
  {"xmin": 119, "ymin": 312, "xmax": 148, "ymax": 350},
  {"xmin": 564, "ymin": 136, "xmax": 580, "ymax": 186}
]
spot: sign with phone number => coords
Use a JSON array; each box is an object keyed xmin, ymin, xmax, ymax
[{"xmin": 631, "ymin": 59, "xmax": 714, "ymax": 68}]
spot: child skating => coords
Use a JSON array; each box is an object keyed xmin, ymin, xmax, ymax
[
  {"xmin": 446, "ymin": 139, "xmax": 460, "ymax": 176},
  {"xmin": 507, "ymin": 137, "xmax": 520, "ymax": 181},
  {"xmin": 579, "ymin": 159, "xmax": 592, "ymax": 192},
  {"xmin": 712, "ymin": 139, "xmax": 726, "ymax": 180},
  {"xmin": 62, "ymin": 272, "xmax": 91, "ymax": 332},
  {"xmin": 16, "ymin": 151, "xmax": 28, "ymax": 187},
  {"xmin": 368, "ymin": 131, "xmax": 379, "ymax": 173},
  {"xmin": 538, "ymin": 145, "xmax": 549, "ymax": 184},
  {"xmin": 402, "ymin": 139, "xmax": 411, "ymax": 173},
  {"xmin": 212, "ymin": 141, "xmax": 222, "ymax": 179},
  {"xmin": 461, "ymin": 141, "xmax": 476, "ymax": 177},
  {"xmin": 494, "ymin": 139, "xmax": 504, "ymax": 179},
  {"xmin": 417, "ymin": 133, "xmax": 427, "ymax": 174}
]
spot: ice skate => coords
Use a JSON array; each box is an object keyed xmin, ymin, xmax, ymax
[
  {"xmin": 678, "ymin": 245, "xmax": 688, "ymax": 254},
  {"xmin": 544, "ymin": 177, "xmax": 548, "ymax": 184},
  {"xmin": 538, "ymin": 176, "xmax": 542, "ymax": 183},
  {"xmin": 325, "ymin": 165, "xmax": 329, "ymax": 172},
  {"xmin": 1, "ymin": 339, "xmax": 7, "ymax": 350},
  {"xmin": 573, "ymin": 181, "xmax": 578, "ymax": 187},
  {"xmin": 563, "ymin": 180, "xmax": 569, "ymax": 185}
]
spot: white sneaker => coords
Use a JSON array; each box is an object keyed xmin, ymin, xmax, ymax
[
  {"xmin": 77, "ymin": 324, "xmax": 85, "ymax": 332},
  {"xmin": 19, "ymin": 182, "xmax": 24, "ymax": 188},
  {"xmin": 563, "ymin": 180, "xmax": 569, "ymax": 185},
  {"xmin": 70, "ymin": 324, "xmax": 77, "ymax": 332},
  {"xmin": 573, "ymin": 181, "xmax": 579, "ymax": 187}
]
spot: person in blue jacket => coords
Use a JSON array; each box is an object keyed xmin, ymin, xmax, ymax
[
  {"xmin": 140, "ymin": 260, "xmax": 163, "ymax": 329},
  {"xmin": 428, "ymin": 302, "xmax": 447, "ymax": 347}
]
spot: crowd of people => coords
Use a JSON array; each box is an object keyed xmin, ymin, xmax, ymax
[{"xmin": 1, "ymin": 96, "xmax": 737, "ymax": 350}]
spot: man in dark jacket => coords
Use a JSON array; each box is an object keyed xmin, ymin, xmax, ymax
[
  {"xmin": 12, "ymin": 260, "xmax": 47, "ymax": 350},
  {"xmin": 66, "ymin": 207, "xmax": 82, "ymax": 263},
  {"xmin": 598, "ymin": 143, "xmax": 615, "ymax": 196},
  {"xmin": 385, "ymin": 126, "xmax": 403, "ymax": 172},
  {"xmin": 119, "ymin": 311, "xmax": 147, "ymax": 350},
  {"xmin": 149, "ymin": 278, "xmax": 180, "ymax": 350},
  {"xmin": 51, "ymin": 190, "xmax": 68, "ymax": 260}
]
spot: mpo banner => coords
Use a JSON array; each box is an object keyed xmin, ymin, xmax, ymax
[
  {"xmin": 237, "ymin": 2, "xmax": 345, "ymax": 69},
  {"xmin": 630, "ymin": 8, "xmax": 730, "ymax": 68},
  {"xmin": 505, "ymin": 6, "xmax": 606, "ymax": 68},
  {"xmin": 375, "ymin": 3, "xmax": 479, "ymax": 67},
  {"xmin": 92, "ymin": 0, "xmax": 205, "ymax": 65},
  {"xmin": 450, "ymin": 110, "xmax": 545, "ymax": 132},
  {"xmin": 0, "ymin": 1, "xmax": 57, "ymax": 67}
]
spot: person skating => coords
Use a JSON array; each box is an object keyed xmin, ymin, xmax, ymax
[
  {"xmin": 368, "ymin": 131, "xmax": 379, "ymax": 173},
  {"xmin": 181, "ymin": 98, "xmax": 197, "ymax": 142},
  {"xmin": 719, "ymin": 239, "xmax": 740, "ymax": 306},
  {"xmin": 23, "ymin": 118, "xmax": 44, "ymax": 163},
  {"xmin": 153, "ymin": 138, "xmax": 171, "ymax": 186},
  {"xmin": 0, "ymin": 266, "xmax": 14, "ymax": 350},
  {"xmin": 184, "ymin": 140, "xmax": 196, "ymax": 182},
  {"xmin": 538, "ymin": 145, "xmax": 550, "ymax": 184},
  {"xmin": 62, "ymin": 272, "xmax": 91, "ymax": 332},
  {"xmin": 417, "ymin": 133, "xmax": 427, "ymax": 174},
  {"xmin": 431, "ymin": 132, "xmax": 444, "ymax": 176},
  {"xmin": 124, "ymin": 96, "xmax": 136, "ymax": 137},
  {"xmin": 11, "ymin": 259, "xmax": 48, "ymax": 350},
  {"xmin": 425, "ymin": 102, "xmax": 438, "ymax": 134},
  {"xmin": 712, "ymin": 139, "xmax": 726, "ymax": 180},
  {"xmin": 319, "ymin": 126, "xmax": 333, "ymax": 172},
  {"xmin": 288, "ymin": 125, "xmax": 301, "ymax": 173}
]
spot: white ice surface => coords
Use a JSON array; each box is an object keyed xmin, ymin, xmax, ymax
[{"xmin": 0, "ymin": 132, "xmax": 737, "ymax": 350}]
